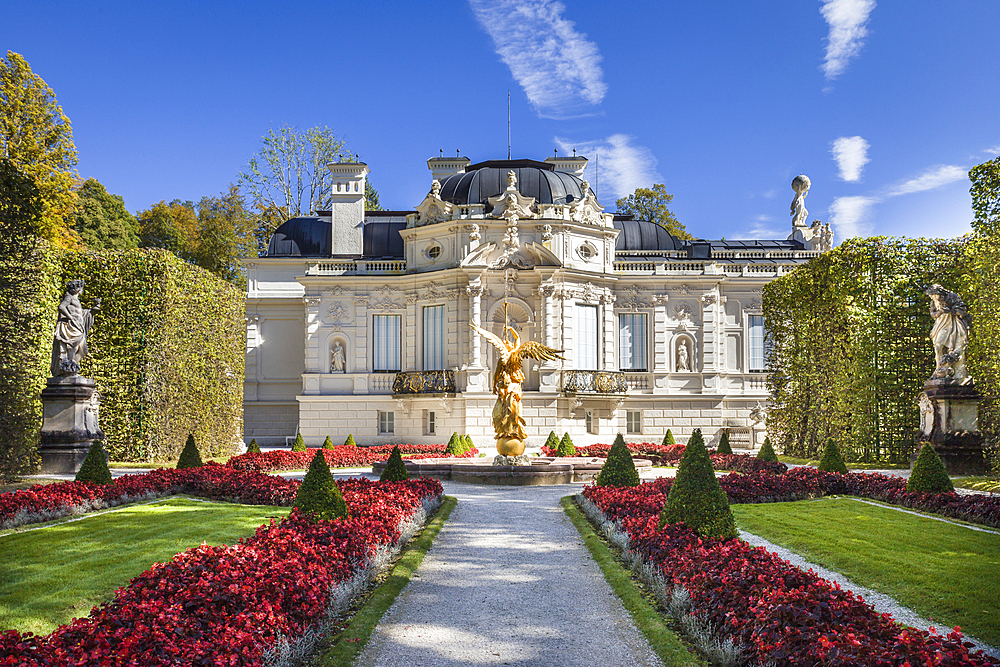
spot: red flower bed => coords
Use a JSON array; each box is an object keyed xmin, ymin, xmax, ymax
[
  {"xmin": 0, "ymin": 475, "xmax": 442, "ymax": 666},
  {"xmin": 227, "ymin": 444, "xmax": 479, "ymax": 473},
  {"xmin": 584, "ymin": 481, "xmax": 998, "ymax": 667},
  {"xmin": 542, "ymin": 441, "xmax": 787, "ymax": 475}
]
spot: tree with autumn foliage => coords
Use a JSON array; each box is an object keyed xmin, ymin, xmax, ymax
[
  {"xmin": 616, "ymin": 183, "xmax": 692, "ymax": 240},
  {"xmin": 0, "ymin": 51, "xmax": 79, "ymax": 248},
  {"xmin": 73, "ymin": 178, "xmax": 139, "ymax": 250}
]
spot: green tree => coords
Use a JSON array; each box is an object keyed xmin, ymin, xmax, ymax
[
  {"xmin": 246, "ymin": 438, "xmax": 261, "ymax": 454},
  {"xmin": 661, "ymin": 428, "xmax": 737, "ymax": 539},
  {"xmin": 344, "ymin": 434, "xmax": 356, "ymax": 447},
  {"xmin": 322, "ymin": 435, "xmax": 335, "ymax": 449},
  {"xmin": 544, "ymin": 430, "xmax": 559, "ymax": 450},
  {"xmin": 0, "ymin": 51, "xmax": 79, "ymax": 248},
  {"xmin": 73, "ymin": 178, "xmax": 139, "ymax": 250},
  {"xmin": 291, "ymin": 432, "xmax": 306, "ymax": 452},
  {"xmin": 596, "ymin": 433, "xmax": 640, "ymax": 487},
  {"xmin": 380, "ymin": 445, "xmax": 409, "ymax": 482},
  {"xmin": 192, "ymin": 185, "xmax": 256, "ymax": 283},
  {"xmin": 365, "ymin": 180, "xmax": 382, "ymax": 211},
  {"xmin": 757, "ymin": 437, "xmax": 778, "ymax": 462},
  {"xmin": 817, "ymin": 438, "xmax": 848, "ymax": 474},
  {"xmin": 662, "ymin": 429, "xmax": 676, "ymax": 446},
  {"xmin": 137, "ymin": 199, "xmax": 198, "ymax": 259},
  {"xmin": 716, "ymin": 430, "xmax": 733, "ymax": 455},
  {"xmin": 907, "ymin": 443, "xmax": 954, "ymax": 493},
  {"xmin": 616, "ymin": 183, "xmax": 692, "ymax": 240},
  {"xmin": 177, "ymin": 434, "xmax": 203, "ymax": 469},
  {"xmin": 557, "ymin": 432, "xmax": 576, "ymax": 456},
  {"xmin": 75, "ymin": 439, "xmax": 112, "ymax": 485},
  {"xmin": 294, "ymin": 449, "xmax": 347, "ymax": 521}
]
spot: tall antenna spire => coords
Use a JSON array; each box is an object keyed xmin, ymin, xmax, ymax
[
  {"xmin": 507, "ymin": 90, "xmax": 511, "ymax": 160},
  {"xmin": 595, "ymin": 151, "xmax": 599, "ymax": 198}
]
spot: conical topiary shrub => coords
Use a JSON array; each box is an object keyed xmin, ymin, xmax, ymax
[
  {"xmin": 596, "ymin": 433, "xmax": 640, "ymax": 487},
  {"xmin": 757, "ymin": 437, "xmax": 778, "ymax": 462},
  {"xmin": 246, "ymin": 438, "xmax": 261, "ymax": 454},
  {"xmin": 544, "ymin": 430, "xmax": 560, "ymax": 451},
  {"xmin": 907, "ymin": 443, "xmax": 954, "ymax": 493},
  {"xmin": 661, "ymin": 428, "xmax": 737, "ymax": 539},
  {"xmin": 177, "ymin": 434, "xmax": 203, "ymax": 469},
  {"xmin": 380, "ymin": 445, "xmax": 409, "ymax": 482},
  {"xmin": 291, "ymin": 433, "xmax": 306, "ymax": 452},
  {"xmin": 817, "ymin": 438, "xmax": 848, "ymax": 474},
  {"xmin": 445, "ymin": 432, "xmax": 462, "ymax": 455},
  {"xmin": 663, "ymin": 429, "xmax": 676, "ymax": 446},
  {"xmin": 557, "ymin": 432, "xmax": 576, "ymax": 457},
  {"xmin": 323, "ymin": 436, "xmax": 335, "ymax": 449},
  {"xmin": 75, "ymin": 439, "xmax": 112, "ymax": 485},
  {"xmin": 294, "ymin": 449, "xmax": 348, "ymax": 521},
  {"xmin": 344, "ymin": 434, "xmax": 357, "ymax": 447},
  {"xmin": 464, "ymin": 434, "xmax": 474, "ymax": 452},
  {"xmin": 716, "ymin": 430, "xmax": 733, "ymax": 455}
]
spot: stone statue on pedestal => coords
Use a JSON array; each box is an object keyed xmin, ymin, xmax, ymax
[
  {"xmin": 790, "ymin": 175, "xmax": 810, "ymax": 228},
  {"xmin": 51, "ymin": 279, "xmax": 101, "ymax": 376},
  {"xmin": 925, "ymin": 284, "xmax": 971, "ymax": 383}
]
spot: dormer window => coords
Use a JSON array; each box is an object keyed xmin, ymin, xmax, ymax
[{"xmin": 426, "ymin": 244, "xmax": 442, "ymax": 260}]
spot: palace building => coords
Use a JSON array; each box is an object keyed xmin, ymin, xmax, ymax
[{"xmin": 243, "ymin": 155, "xmax": 830, "ymax": 449}]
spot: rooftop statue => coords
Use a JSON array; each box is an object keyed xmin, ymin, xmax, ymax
[
  {"xmin": 926, "ymin": 284, "xmax": 972, "ymax": 384},
  {"xmin": 790, "ymin": 175, "xmax": 811, "ymax": 228},
  {"xmin": 50, "ymin": 279, "xmax": 100, "ymax": 377},
  {"xmin": 470, "ymin": 321, "xmax": 563, "ymax": 459}
]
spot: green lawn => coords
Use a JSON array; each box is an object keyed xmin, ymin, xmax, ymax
[
  {"xmin": 733, "ymin": 497, "xmax": 1000, "ymax": 646},
  {"xmin": 777, "ymin": 455, "xmax": 910, "ymax": 469},
  {"xmin": 0, "ymin": 496, "xmax": 289, "ymax": 636},
  {"xmin": 954, "ymin": 476, "xmax": 1000, "ymax": 493}
]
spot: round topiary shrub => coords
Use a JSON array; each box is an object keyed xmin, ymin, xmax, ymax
[
  {"xmin": 757, "ymin": 437, "xmax": 778, "ymax": 462},
  {"xmin": 294, "ymin": 449, "xmax": 348, "ymax": 521},
  {"xmin": 246, "ymin": 438, "xmax": 261, "ymax": 454},
  {"xmin": 291, "ymin": 433, "xmax": 306, "ymax": 452},
  {"xmin": 716, "ymin": 430, "xmax": 733, "ymax": 455},
  {"xmin": 662, "ymin": 429, "xmax": 676, "ymax": 446},
  {"xmin": 596, "ymin": 433, "xmax": 640, "ymax": 487},
  {"xmin": 445, "ymin": 432, "xmax": 462, "ymax": 455},
  {"xmin": 661, "ymin": 428, "xmax": 737, "ymax": 539},
  {"xmin": 344, "ymin": 434, "xmax": 357, "ymax": 447},
  {"xmin": 75, "ymin": 439, "xmax": 112, "ymax": 485},
  {"xmin": 557, "ymin": 432, "xmax": 576, "ymax": 457},
  {"xmin": 544, "ymin": 430, "xmax": 560, "ymax": 450},
  {"xmin": 907, "ymin": 443, "xmax": 954, "ymax": 493},
  {"xmin": 817, "ymin": 438, "xmax": 848, "ymax": 474},
  {"xmin": 177, "ymin": 434, "xmax": 203, "ymax": 469},
  {"xmin": 322, "ymin": 436, "xmax": 335, "ymax": 449},
  {"xmin": 380, "ymin": 445, "xmax": 409, "ymax": 482}
]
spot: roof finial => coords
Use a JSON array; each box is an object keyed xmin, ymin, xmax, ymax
[
  {"xmin": 573, "ymin": 147, "xmax": 577, "ymax": 157},
  {"xmin": 440, "ymin": 148, "xmax": 443, "ymax": 158},
  {"xmin": 457, "ymin": 148, "xmax": 460, "ymax": 157},
  {"xmin": 554, "ymin": 147, "xmax": 558, "ymax": 157}
]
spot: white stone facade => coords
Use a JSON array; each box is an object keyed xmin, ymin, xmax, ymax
[{"xmin": 243, "ymin": 157, "xmax": 824, "ymax": 449}]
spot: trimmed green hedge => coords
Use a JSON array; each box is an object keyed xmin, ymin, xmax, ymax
[
  {"xmin": 908, "ymin": 443, "xmax": 954, "ymax": 493},
  {"xmin": 0, "ymin": 243, "xmax": 243, "ymax": 477},
  {"xmin": 661, "ymin": 428, "xmax": 737, "ymax": 539}
]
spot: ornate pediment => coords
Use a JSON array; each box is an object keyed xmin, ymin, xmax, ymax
[
  {"xmin": 487, "ymin": 170, "xmax": 538, "ymax": 220},
  {"xmin": 569, "ymin": 180, "xmax": 605, "ymax": 226},
  {"xmin": 414, "ymin": 180, "xmax": 454, "ymax": 226}
]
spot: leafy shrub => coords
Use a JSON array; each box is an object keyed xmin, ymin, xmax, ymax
[
  {"xmin": 322, "ymin": 436, "xmax": 334, "ymax": 449},
  {"xmin": 291, "ymin": 433, "xmax": 306, "ymax": 452},
  {"xmin": 176, "ymin": 434, "xmax": 203, "ymax": 469},
  {"xmin": 445, "ymin": 432, "xmax": 462, "ymax": 455},
  {"xmin": 463, "ymin": 434, "xmax": 474, "ymax": 452},
  {"xmin": 380, "ymin": 445, "xmax": 409, "ymax": 482},
  {"xmin": 661, "ymin": 428, "xmax": 737, "ymax": 539},
  {"xmin": 246, "ymin": 438, "xmax": 261, "ymax": 454},
  {"xmin": 596, "ymin": 433, "xmax": 640, "ymax": 487},
  {"xmin": 757, "ymin": 437, "xmax": 778, "ymax": 462},
  {"xmin": 717, "ymin": 430, "xmax": 733, "ymax": 455},
  {"xmin": 343, "ymin": 433, "xmax": 356, "ymax": 447},
  {"xmin": 817, "ymin": 438, "xmax": 848, "ymax": 474},
  {"xmin": 75, "ymin": 439, "xmax": 112, "ymax": 485},
  {"xmin": 557, "ymin": 432, "xmax": 576, "ymax": 457},
  {"xmin": 544, "ymin": 430, "xmax": 560, "ymax": 450},
  {"xmin": 662, "ymin": 429, "xmax": 675, "ymax": 446},
  {"xmin": 294, "ymin": 449, "xmax": 347, "ymax": 521},
  {"xmin": 908, "ymin": 443, "xmax": 954, "ymax": 493}
]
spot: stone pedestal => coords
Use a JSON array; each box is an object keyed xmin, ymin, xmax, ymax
[
  {"xmin": 914, "ymin": 381, "xmax": 986, "ymax": 475},
  {"xmin": 38, "ymin": 375, "xmax": 104, "ymax": 474}
]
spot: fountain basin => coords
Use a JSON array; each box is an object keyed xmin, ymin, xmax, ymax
[{"xmin": 372, "ymin": 456, "xmax": 652, "ymax": 486}]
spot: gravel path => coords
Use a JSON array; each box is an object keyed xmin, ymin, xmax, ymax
[{"xmin": 355, "ymin": 481, "xmax": 663, "ymax": 667}]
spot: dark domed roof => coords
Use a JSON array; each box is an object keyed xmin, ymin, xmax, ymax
[
  {"xmin": 363, "ymin": 212, "xmax": 406, "ymax": 258},
  {"xmin": 267, "ymin": 217, "xmax": 331, "ymax": 257},
  {"xmin": 612, "ymin": 218, "xmax": 678, "ymax": 253},
  {"xmin": 438, "ymin": 159, "xmax": 585, "ymax": 207}
]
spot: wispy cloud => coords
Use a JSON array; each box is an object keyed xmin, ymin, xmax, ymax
[
  {"xmin": 829, "ymin": 195, "xmax": 877, "ymax": 238},
  {"xmin": 739, "ymin": 215, "xmax": 785, "ymax": 240},
  {"xmin": 820, "ymin": 0, "xmax": 876, "ymax": 81},
  {"xmin": 831, "ymin": 135, "xmax": 870, "ymax": 181},
  {"xmin": 554, "ymin": 134, "xmax": 659, "ymax": 201},
  {"xmin": 983, "ymin": 145, "xmax": 1000, "ymax": 156},
  {"xmin": 469, "ymin": 0, "xmax": 607, "ymax": 118},
  {"xmin": 885, "ymin": 164, "xmax": 966, "ymax": 196}
]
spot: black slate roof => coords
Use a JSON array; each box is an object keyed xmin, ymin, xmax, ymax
[
  {"xmin": 267, "ymin": 217, "xmax": 331, "ymax": 257},
  {"xmin": 612, "ymin": 218, "xmax": 678, "ymax": 252},
  {"xmin": 438, "ymin": 160, "xmax": 585, "ymax": 207},
  {"xmin": 363, "ymin": 212, "xmax": 408, "ymax": 258}
]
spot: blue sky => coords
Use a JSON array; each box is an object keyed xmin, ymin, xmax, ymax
[{"xmin": 5, "ymin": 1, "xmax": 998, "ymax": 243}]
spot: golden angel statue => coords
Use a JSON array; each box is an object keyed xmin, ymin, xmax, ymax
[{"xmin": 470, "ymin": 322, "xmax": 563, "ymax": 456}]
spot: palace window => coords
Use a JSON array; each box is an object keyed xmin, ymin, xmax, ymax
[
  {"xmin": 576, "ymin": 304, "xmax": 598, "ymax": 370},
  {"xmin": 425, "ymin": 410, "xmax": 436, "ymax": 435},
  {"xmin": 619, "ymin": 313, "xmax": 647, "ymax": 371},
  {"xmin": 748, "ymin": 315, "xmax": 765, "ymax": 372},
  {"xmin": 626, "ymin": 410, "xmax": 642, "ymax": 434},
  {"xmin": 423, "ymin": 305, "xmax": 445, "ymax": 370},
  {"xmin": 373, "ymin": 314, "xmax": 400, "ymax": 372},
  {"xmin": 378, "ymin": 411, "xmax": 394, "ymax": 434},
  {"xmin": 586, "ymin": 410, "xmax": 597, "ymax": 434}
]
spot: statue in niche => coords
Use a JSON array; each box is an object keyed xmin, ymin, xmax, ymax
[
  {"xmin": 790, "ymin": 175, "xmax": 811, "ymax": 228},
  {"xmin": 51, "ymin": 279, "xmax": 101, "ymax": 377},
  {"xmin": 331, "ymin": 341, "xmax": 346, "ymax": 373},
  {"xmin": 926, "ymin": 284, "xmax": 972, "ymax": 383},
  {"xmin": 470, "ymin": 322, "xmax": 563, "ymax": 458},
  {"xmin": 677, "ymin": 339, "xmax": 690, "ymax": 372}
]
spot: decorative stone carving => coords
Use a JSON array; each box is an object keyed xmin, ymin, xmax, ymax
[
  {"xmin": 468, "ymin": 223, "xmax": 481, "ymax": 240},
  {"xmin": 354, "ymin": 295, "xmax": 371, "ymax": 306},
  {"xmin": 540, "ymin": 224, "xmax": 553, "ymax": 241},
  {"xmin": 701, "ymin": 292, "xmax": 718, "ymax": 306},
  {"xmin": 790, "ymin": 174, "xmax": 810, "ymax": 228},
  {"xmin": 51, "ymin": 280, "xmax": 100, "ymax": 377},
  {"xmin": 372, "ymin": 297, "xmax": 404, "ymax": 311},
  {"xmin": 325, "ymin": 302, "xmax": 352, "ymax": 326},
  {"xmin": 331, "ymin": 341, "xmax": 345, "ymax": 373},
  {"xmin": 810, "ymin": 219, "xmax": 834, "ymax": 251},
  {"xmin": 926, "ymin": 284, "xmax": 971, "ymax": 384},
  {"xmin": 303, "ymin": 296, "xmax": 321, "ymax": 307},
  {"xmin": 750, "ymin": 402, "xmax": 766, "ymax": 425},
  {"xmin": 414, "ymin": 179, "xmax": 454, "ymax": 226},
  {"xmin": 569, "ymin": 180, "xmax": 604, "ymax": 225}
]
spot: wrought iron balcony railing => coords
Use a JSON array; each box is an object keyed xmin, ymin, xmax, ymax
[
  {"xmin": 562, "ymin": 370, "xmax": 629, "ymax": 394},
  {"xmin": 392, "ymin": 370, "xmax": 457, "ymax": 395}
]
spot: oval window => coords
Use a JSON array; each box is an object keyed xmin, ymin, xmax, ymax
[{"xmin": 427, "ymin": 245, "xmax": 442, "ymax": 260}]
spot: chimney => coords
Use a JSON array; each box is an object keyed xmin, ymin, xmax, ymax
[
  {"xmin": 327, "ymin": 162, "xmax": 368, "ymax": 255},
  {"xmin": 427, "ymin": 155, "xmax": 471, "ymax": 182},
  {"xmin": 545, "ymin": 155, "xmax": 588, "ymax": 178}
]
